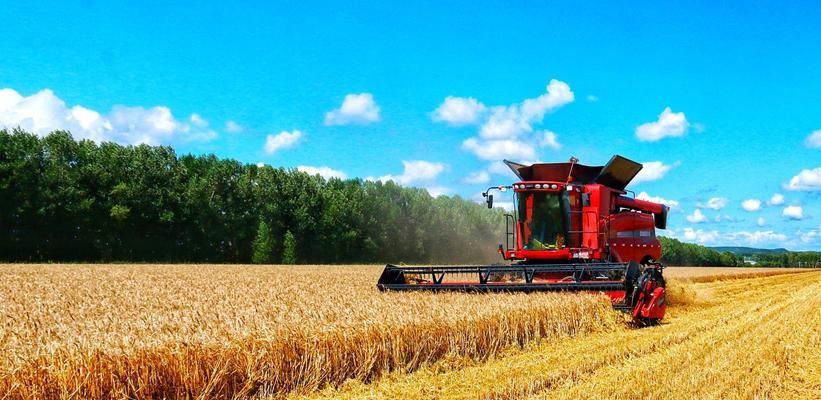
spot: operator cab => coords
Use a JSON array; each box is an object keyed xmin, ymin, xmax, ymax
[{"xmin": 483, "ymin": 156, "xmax": 665, "ymax": 265}]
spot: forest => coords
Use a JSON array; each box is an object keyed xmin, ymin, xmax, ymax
[
  {"xmin": 0, "ymin": 129, "xmax": 504, "ymax": 263},
  {"xmin": 1, "ymin": 129, "xmax": 814, "ymax": 266}
]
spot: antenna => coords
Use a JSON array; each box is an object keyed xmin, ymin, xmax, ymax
[{"xmin": 566, "ymin": 156, "xmax": 579, "ymax": 184}]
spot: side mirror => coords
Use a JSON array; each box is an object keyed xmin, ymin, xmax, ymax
[{"xmin": 486, "ymin": 194, "xmax": 494, "ymax": 209}]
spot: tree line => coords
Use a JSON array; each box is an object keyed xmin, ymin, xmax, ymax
[
  {"xmin": 659, "ymin": 237, "xmax": 743, "ymax": 267},
  {"xmin": 751, "ymin": 251, "xmax": 821, "ymax": 268},
  {"xmin": 0, "ymin": 129, "xmax": 505, "ymax": 264},
  {"xmin": 2, "ymin": 129, "xmax": 811, "ymax": 267}
]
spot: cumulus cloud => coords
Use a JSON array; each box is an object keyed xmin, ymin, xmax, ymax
[
  {"xmin": 768, "ymin": 193, "xmax": 785, "ymax": 206},
  {"xmin": 757, "ymin": 217, "xmax": 767, "ymax": 226},
  {"xmin": 782, "ymin": 205, "xmax": 804, "ymax": 220},
  {"xmin": 448, "ymin": 80, "xmax": 572, "ymax": 161},
  {"xmin": 488, "ymin": 160, "xmax": 518, "ymax": 176},
  {"xmin": 741, "ymin": 199, "xmax": 761, "ymax": 212},
  {"xmin": 800, "ymin": 228, "xmax": 819, "ymax": 244},
  {"xmin": 698, "ymin": 197, "xmax": 729, "ymax": 210},
  {"xmin": 541, "ymin": 130, "xmax": 561, "ymax": 150},
  {"xmin": 462, "ymin": 170, "xmax": 491, "ymax": 184},
  {"xmin": 462, "ymin": 138, "xmax": 537, "ymax": 161},
  {"xmin": 264, "ymin": 130, "xmax": 303, "ymax": 154},
  {"xmin": 297, "ymin": 165, "xmax": 347, "ymax": 180},
  {"xmin": 189, "ymin": 113, "xmax": 207, "ymax": 127},
  {"xmin": 727, "ymin": 230, "xmax": 787, "ymax": 244},
  {"xmin": 324, "ymin": 93, "xmax": 380, "ymax": 126},
  {"xmin": 784, "ymin": 167, "xmax": 821, "ymax": 191},
  {"xmin": 635, "ymin": 107, "xmax": 690, "ymax": 141},
  {"xmin": 683, "ymin": 228, "xmax": 719, "ymax": 244},
  {"xmin": 0, "ymin": 88, "xmax": 216, "ymax": 145},
  {"xmin": 805, "ymin": 130, "xmax": 821, "ymax": 148},
  {"xmin": 425, "ymin": 186, "xmax": 451, "ymax": 198},
  {"xmin": 686, "ymin": 209, "xmax": 708, "ymax": 223},
  {"xmin": 636, "ymin": 191, "xmax": 680, "ymax": 210},
  {"xmin": 225, "ymin": 120, "xmax": 243, "ymax": 133},
  {"xmin": 431, "ymin": 97, "xmax": 486, "ymax": 126},
  {"xmin": 679, "ymin": 227, "xmax": 787, "ymax": 246},
  {"xmin": 631, "ymin": 161, "xmax": 677, "ymax": 185},
  {"xmin": 379, "ymin": 160, "xmax": 447, "ymax": 185}
]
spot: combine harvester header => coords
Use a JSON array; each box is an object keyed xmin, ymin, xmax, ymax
[{"xmin": 378, "ymin": 155, "xmax": 670, "ymax": 324}]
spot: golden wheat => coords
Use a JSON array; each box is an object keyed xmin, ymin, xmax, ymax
[
  {"xmin": 0, "ymin": 264, "xmax": 620, "ymax": 399},
  {"xmin": 305, "ymin": 270, "xmax": 820, "ymax": 400},
  {"xmin": 1, "ymin": 264, "xmax": 809, "ymax": 399}
]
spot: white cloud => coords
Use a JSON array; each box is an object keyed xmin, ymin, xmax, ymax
[
  {"xmin": 635, "ymin": 107, "xmax": 690, "ymax": 141},
  {"xmin": 493, "ymin": 201, "xmax": 515, "ymax": 211},
  {"xmin": 800, "ymin": 228, "xmax": 819, "ymax": 244},
  {"xmin": 683, "ymin": 228, "xmax": 719, "ymax": 244},
  {"xmin": 767, "ymin": 193, "xmax": 785, "ymax": 206},
  {"xmin": 741, "ymin": 199, "xmax": 761, "ymax": 212},
  {"xmin": 488, "ymin": 160, "xmax": 518, "ymax": 176},
  {"xmin": 454, "ymin": 80, "xmax": 573, "ymax": 161},
  {"xmin": 586, "ymin": 95, "xmax": 599, "ymax": 102},
  {"xmin": 425, "ymin": 186, "xmax": 451, "ymax": 197},
  {"xmin": 225, "ymin": 120, "xmax": 243, "ymax": 133},
  {"xmin": 256, "ymin": 162, "xmax": 265, "ymax": 168},
  {"xmin": 462, "ymin": 137, "xmax": 537, "ymax": 161},
  {"xmin": 189, "ymin": 113, "xmax": 208, "ymax": 127},
  {"xmin": 680, "ymin": 227, "xmax": 787, "ymax": 246},
  {"xmin": 727, "ymin": 230, "xmax": 787, "ymax": 244},
  {"xmin": 379, "ymin": 160, "xmax": 447, "ymax": 185},
  {"xmin": 631, "ymin": 161, "xmax": 677, "ymax": 185},
  {"xmin": 805, "ymin": 130, "xmax": 821, "ymax": 148},
  {"xmin": 324, "ymin": 93, "xmax": 380, "ymax": 126},
  {"xmin": 698, "ymin": 197, "xmax": 729, "ymax": 210},
  {"xmin": 264, "ymin": 130, "xmax": 303, "ymax": 154},
  {"xmin": 784, "ymin": 167, "xmax": 821, "ymax": 191},
  {"xmin": 519, "ymin": 79, "xmax": 575, "ymax": 121},
  {"xmin": 0, "ymin": 88, "xmax": 216, "ymax": 145},
  {"xmin": 757, "ymin": 217, "xmax": 766, "ymax": 226},
  {"xmin": 636, "ymin": 191, "xmax": 680, "ymax": 210},
  {"xmin": 540, "ymin": 130, "xmax": 561, "ymax": 150},
  {"xmin": 714, "ymin": 214, "xmax": 735, "ymax": 223},
  {"xmin": 431, "ymin": 96, "xmax": 486, "ymax": 126},
  {"xmin": 463, "ymin": 170, "xmax": 491, "ymax": 184},
  {"xmin": 297, "ymin": 165, "xmax": 348, "ymax": 180},
  {"xmin": 686, "ymin": 209, "xmax": 708, "ymax": 223},
  {"xmin": 782, "ymin": 205, "xmax": 804, "ymax": 220}
]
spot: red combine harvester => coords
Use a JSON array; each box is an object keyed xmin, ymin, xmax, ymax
[{"xmin": 378, "ymin": 155, "xmax": 669, "ymax": 324}]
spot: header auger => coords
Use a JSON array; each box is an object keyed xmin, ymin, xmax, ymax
[{"xmin": 378, "ymin": 155, "xmax": 670, "ymax": 324}]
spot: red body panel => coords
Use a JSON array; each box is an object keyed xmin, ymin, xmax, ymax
[{"xmin": 503, "ymin": 181, "xmax": 663, "ymax": 265}]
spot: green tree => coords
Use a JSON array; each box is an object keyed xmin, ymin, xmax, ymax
[
  {"xmin": 282, "ymin": 230, "xmax": 297, "ymax": 264},
  {"xmin": 251, "ymin": 220, "xmax": 274, "ymax": 264}
]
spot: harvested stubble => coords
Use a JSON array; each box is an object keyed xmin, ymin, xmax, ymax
[
  {"xmin": 0, "ymin": 264, "xmax": 621, "ymax": 399},
  {"xmin": 305, "ymin": 270, "xmax": 821, "ymax": 400}
]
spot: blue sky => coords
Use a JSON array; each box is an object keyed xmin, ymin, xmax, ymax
[{"xmin": 1, "ymin": 1, "xmax": 819, "ymax": 250}]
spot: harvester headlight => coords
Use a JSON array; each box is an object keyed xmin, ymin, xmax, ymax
[
  {"xmin": 535, "ymin": 184, "xmax": 542, "ymax": 189},
  {"xmin": 551, "ymin": 184, "xmax": 558, "ymax": 189}
]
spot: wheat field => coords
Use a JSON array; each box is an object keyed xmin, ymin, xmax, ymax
[{"xmin": 0, "ymin": 264, "xmax": 815, "ymax": 399}]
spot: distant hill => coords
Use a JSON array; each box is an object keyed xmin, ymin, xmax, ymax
[{"xmin": 710, "ymin": 246, "xmax": 790, "ymax": 256}]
